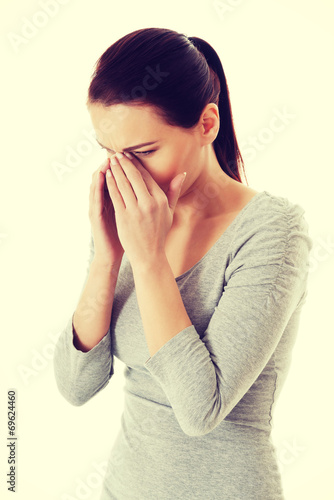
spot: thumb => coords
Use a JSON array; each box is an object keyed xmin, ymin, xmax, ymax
[{"xmin": 166, "ymin": 172, "xmax": 187, "ymax": 213}]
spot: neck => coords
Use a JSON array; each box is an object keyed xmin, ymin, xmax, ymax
[{"xmin": 173, "ymin": 147, "xmax": 237, "ymax": 224}]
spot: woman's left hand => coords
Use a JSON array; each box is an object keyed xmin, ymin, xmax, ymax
[{"xmin": 105, "ymin": 152, "xmax": 186, "ymax": 269}]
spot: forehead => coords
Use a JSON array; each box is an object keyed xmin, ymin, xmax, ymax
[{"xmin": 88, "ymin": 102, "xmax": 166, "ymax": 139}]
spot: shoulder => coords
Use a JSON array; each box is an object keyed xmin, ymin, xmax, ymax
[
  {"xmin": 235, "ymin": 190, "xmax": 310, "ymax": 234},
  {"xmin": 224, "ymin": 190, "xmax": 313, "ymax": 293},
  {"xmin": 229, "ymin": 190, "xmax": 313, "ymax": 261}
]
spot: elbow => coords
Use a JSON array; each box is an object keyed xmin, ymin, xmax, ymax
[
  {"xmin": 55, "ymin": 380, "xmax": 90, "ymax": 407},
  {"xmin": 55, "ymin": 378, "xmax": 110, "ymax": 407},
  {"xmin": 181, "ymin": 426, "xmax": 207, "ymax": 437},
  {"xmin": 178, "ymin": 402, "xmax": 230, "ymax": 437},
  {"xmin": 53, "ymin": 345, "xmax": 113, "ymax": 406},
  {"xmin": 53, "ymin": 361, "xmax": 87, "ymax": 406},
  {"xmin": 63, "ymin": 392, "xmax": 89, "ymax": 407},
  {"xmin": 55, "ymin": 370, "xmax": 109, "ymax": 406},
  {"xmin": 63, "ymin": 396, "xmax": 87, "ymax": 407},
  {"xmin": 180, "ymin": 421, "xmax": 217, "ymax": 437}
]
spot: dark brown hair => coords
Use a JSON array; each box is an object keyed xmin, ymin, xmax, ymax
[{"xmin": 87, "ymin": 27, "xmax": 247, "ymax": 184}]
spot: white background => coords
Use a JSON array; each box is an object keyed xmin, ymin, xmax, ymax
[{"xmin": 1, "ymin": 0, "xmax": 333, "ymax": 499}]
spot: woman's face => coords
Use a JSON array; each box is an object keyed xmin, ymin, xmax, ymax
[{"xmin": 88, "ymin": 102, "xmax": 202, "ymax": 193}]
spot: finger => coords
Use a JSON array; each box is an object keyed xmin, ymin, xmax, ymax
[
  {"xmin": 92, "ymin": 158, "xmax": 110, "ymax": 180},
  {"xmin": 100, "ymin": 170, "xmax": 116, "ymax": 213},
  {"xmin": 90, "ymin": 158, "xmax": 111, "ymax": 216},
  {"xmin": 96, "ymin": 170, "xmax": 107, "ymax": 216},
  {"xmin": 167, "ymin": 173, "xmax": 186, "ymax": 213},
  {"xmin": 109, "ymin": 155, "xmax": 139, "ymax": 209},
  {"xmin": 89, "ymin": 168, "xmax": 97, "ymax": 216},
  {"xmin": 105, "ymin": 167, "xmax": 126, "ymax": 211},
  {"xmin": 122, "ymin": 152, "xmax": 162, "ymax": 197},
  {"xmin": 94, "ymin": 158, "xmax": 114, "ymax": 200},
  {"xmin": 115, "ymin": 153, "xmax": 155, "ymax": 203},
  {"xmin": 90, "ymin": 159, "xmax": 107, "ymax": 191},
  {"xmin": 99, "ymin": 157, "xmax": 111, "ymax": 173}
]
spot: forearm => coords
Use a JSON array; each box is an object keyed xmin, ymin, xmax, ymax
[
  {"xmin": 72, "ymin": 257, "xmax": 122, "ymax": 352},
  {"xmin": 132, "ymin": 253, "xmax": 192, "ymax": 359}
]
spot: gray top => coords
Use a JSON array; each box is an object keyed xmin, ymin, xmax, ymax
[{"xmin": 53, "ymin": 190, "xmax": 313, "ymax": 500}]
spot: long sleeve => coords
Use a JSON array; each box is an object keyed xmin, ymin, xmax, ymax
[
  {"xmin": 53, "ymin": 232, "xmax": 114, "ymax": 406},
  {"xmin": 144, "ymin": 200, "xmax": 313, "ymax": 436}
]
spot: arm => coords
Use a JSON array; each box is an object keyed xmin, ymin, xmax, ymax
[
  {"xmin": 132, "ymin": 253, "xmax": 192, "ymax": 359},
  {"xmin": 73, "ymin": 256, "xmax": 122, "ymax": 352},
  {"xmin": 53, "ymin": 233, "xmax": 122, "ymax": 406},
  {"xmin": 135, "ymin": 203, "xmax": 313, "ymax": 436}
]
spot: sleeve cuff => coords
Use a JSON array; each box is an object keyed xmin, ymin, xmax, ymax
[
  {"xmin": 144, "ymin": 324, "xmax": 202, "ymax": 375},
  {"xmin": 68, "ymin": 312, "xmax": 111, "ymax": 357}
]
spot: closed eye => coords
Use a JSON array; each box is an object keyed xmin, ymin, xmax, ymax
[
  {"xmin": 99, "ymin": 146, "xmax": 155, "ymax": 157},
  {"xmin": 132, "ymin": 150, "xmax": 155, "ymax": 156}
]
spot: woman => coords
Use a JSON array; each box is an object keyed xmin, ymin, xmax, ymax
[{"xmin": 53, "ymin": 28, "xmax": 313, "ymax": 499}]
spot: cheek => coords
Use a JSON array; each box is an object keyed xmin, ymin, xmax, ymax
[{"xmin": 146, "ymin": 153, "xmax": 184, "ymax": 185}]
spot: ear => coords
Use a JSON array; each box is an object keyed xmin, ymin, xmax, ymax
[{"xmin": 199, "ymin": 102, "xmax": 220, "ymax": 145}]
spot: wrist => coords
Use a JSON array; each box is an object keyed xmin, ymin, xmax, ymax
[
  {"xmin": 131, "ymin": 251, "xmax": 169, "ymax": 276},
  {"xmin": 91, "ymin": 255, "xmax": 123, "ymax": 274}
]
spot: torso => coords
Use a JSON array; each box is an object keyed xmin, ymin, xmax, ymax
[{"xmin": 165, "ymin": 185, "xmax": 259, "ymax": 279}]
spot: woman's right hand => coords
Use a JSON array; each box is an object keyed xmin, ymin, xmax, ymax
[{"xmin": 89, "ymin": 157, "xmax": 125, "ymax": 266}]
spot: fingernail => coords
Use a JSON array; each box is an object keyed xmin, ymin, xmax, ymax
[
  {"xmin": 115, "ymin": 152, "xmax": 123, "ymax": 160},
  {"xmin": 124, "ymin": 152, "xmax": 133, "ymax": 159},
  {"xmin": 106, "ymin": 169, "xmax": 111, "ymax": 177},
  {"xmin": 110, "ymin": 156, "xmax": 118, "ymax": 165}
]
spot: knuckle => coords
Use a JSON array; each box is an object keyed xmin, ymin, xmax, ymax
[
  {"xmin": 143, "ymin": 199, "xmax": 156, "ymax": 213},
  {"xmin": 133, "ymin": 169, "xmax": 142, "ymax": 180},
  {"xmin": 159, "ymin": 195, "xmax": 168, "ymax": 206},
  {"xmin": 156, "ymin": 195, "xmax": 168, "ymax": 208}
]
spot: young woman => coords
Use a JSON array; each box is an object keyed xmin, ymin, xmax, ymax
[{"xmin": 53, "ymin": 28, "xmax": 313, "ymax": 499}]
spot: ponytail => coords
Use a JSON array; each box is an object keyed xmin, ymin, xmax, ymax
[{"xmin": 187, "ymin": 36, "xmax": 246, "ymax": 183}]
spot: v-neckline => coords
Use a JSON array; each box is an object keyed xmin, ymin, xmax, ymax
[{"xmin": 173, "ymin": 190, "xmax": 268, "ymax": 282}]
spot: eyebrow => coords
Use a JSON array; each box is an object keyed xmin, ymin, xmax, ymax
[{"xmin": 96, "ymin": 139, "xmax": 159, "ymax": 153}]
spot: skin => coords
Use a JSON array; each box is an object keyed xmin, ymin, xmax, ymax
[
  {"xmin": 72, "ymin": 102, "xmax": 258, "ymax": 354},
  {"xmin": 87, "ymin": 101, "xmax": 254, "ymax": 229},
  {"xmin": 84, "ymin": 101, "xmax": 259, "ymax": 358}
]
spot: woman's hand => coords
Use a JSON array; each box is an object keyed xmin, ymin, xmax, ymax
[
  {"xmin": 105, "ymin": 152, "xmax": 186, "ymax": 269},
  {"xmin": 88, "ymin": 158, "xmax": 125, "ymax": 266}
]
